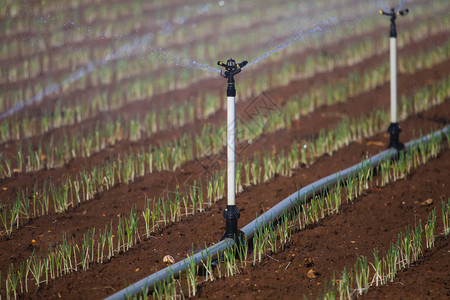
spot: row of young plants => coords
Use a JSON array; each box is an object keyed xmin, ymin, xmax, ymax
[
  {"xmin": 2, "ymin": 117, "xmax": 448, "ymax": 300},
  {"xmin": 136, "ymin": 127, "xmax": 450, "ymax": 300},
  {"xmin": 61, "ymin": 7, "xmax": 445, "ymax": 117},
  {"xmin": 0, "ymin": 0, "xmax": 296, "ymax": 93},
  {"xmin": 0, "ymin": 96, "xmax": 197, "ymax": 165},
  {"xmin": 0, "ymin": 1, "xmax": 341, "ymax": 115},
  {"xmin": 10, "ymin": 56, "xmax": 434, "ymax": 180},
  {"xmin": 1, "ymin": 0, "xmax": 442, "ymax": 128},
  {"xmin": 2, "ymin": 0, "xmax": 444, "ymax": 121},
  {"xmin": 319, "ymin": 200, "xmax": 449, "ymax": 299},
  {"xmin": 2, "ymin": 7, "xmax": 446, "ymax": 150},
  {"xmin": 0, "ymin": 0, "xmax": 364, "ymax": 70},
  {"xmin": 1, "ymin": 74, "xmax": 448, "ymax": 240},
  {"xmin": 0, "ymin": 0, "xmax": 164, "ymax": 37},
  {"xmin": 0, "ymin": 0, "xmax": 222, "ymax": 64},
  {"xmin": 0, "ymin": 178, "xmax": 222, "ymax": 298},
  {"xmin": 2, "ymin": 205, "xmax": 141, "ymax": 300},
  {"xmin": 249, "ymin": 130, "xmax": 448, "ymax": 270},
  {"xmin": 192, "ymin": 0, "xmax": 446, "ymax": 76},
  {"xmin": 1, "ymin": 34, "xmax": 447, "ymax": 181},
  {"xmin": 398, "ymin": 37, "xmax": 450, "ymax": 74},
  {"xmin": 246, "ymin": 13, "xmax": 449, "ymax": 97},
  {"xmin": 242, "ymin": 52, "xmax": 449, "ymax": 142},
  {"xmin": 2, "ymin": 8, "xmax": 447, "ymax": 151},
  {"xmin": 2, "ymin": 75, "xmax": 449, "ymax": 221}
]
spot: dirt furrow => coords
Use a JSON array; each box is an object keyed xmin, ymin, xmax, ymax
[
  {"xmin": 194, "ymin": 149, "xmax": 450, "ymax": 300},
  {"xmin": 8, "ymin": 100, "xmax": 449, "ymax": 299}
]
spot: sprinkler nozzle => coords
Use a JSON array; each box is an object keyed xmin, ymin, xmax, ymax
[
  {"xmin": 397, "ymin": 8, "xmax": 409, "ymax": 16},
  {"xmin": 380, "ymin": 9, "xmax": 393, "ymax": 16},
  {"xmin": 236, "ymin": 61, "xmax": 248, "ymax": 69},
  {"xmin": 380, "ymin": 7, "xmax": 409, "ymax": 17}
]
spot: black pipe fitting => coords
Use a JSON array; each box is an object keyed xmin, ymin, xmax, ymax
[
  {"xmin": 222, "ymin": 205, "xmax": 241, "ymax": 241},
  {"xmin": 387, "ymin": 122, "xmax": 404, "ymax": 151}
]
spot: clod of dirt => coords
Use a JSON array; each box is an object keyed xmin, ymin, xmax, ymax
[
  {"xmin": 421, "ymin": 198, "xmax": 433, "ymax": 206},
  {"xmin": 307, "ymin": 269, "xmax": 320, "ymax": 279},
  {"xmin": 303, "ymin": 257, "xmax": 314, "ymax": 267},
  {"xmin": 163, "ymin": 255, "xmax": 175, "ymax": 265}
]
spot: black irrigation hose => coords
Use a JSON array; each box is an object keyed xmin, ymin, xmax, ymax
[{"xmin": 105, "ymin": 125, "xmax": 449, "ymax": 300}]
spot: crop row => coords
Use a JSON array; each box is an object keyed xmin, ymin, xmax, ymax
[
  {"xmin": 2, "ymin": 0, "xmax": 361, "ymax": 62},
  {"xmin": 2, "ymin": 72, "xmax": 449, "ymax": 223},
  {"xmin": 2, "ymin": 121, "xmax": 448, "ymax": 299},
  {"xmin": 320, "ymin": 201, "xmax": 448, "ymax": 299},
  {"xmin": 2, "ymin": 0, "xmax": 446, "ymax": 118},
  {"xmin": 0, "ymin": 48, "xmax": 448, "ymax": 185},
  {"xmin": 4, "ymin": 9, "xmax": 447, "ymax": 144},
  {"xmin": 1, "ymin": 75, "xmax": 448, "ymax": 238},
  {"xmin": 0, "ymin": 0, "xmax": 183, "ymax": 33},
  {"xmin": 0, "ymin": 0, "xmax": 230, "ymax": 57},
  {"xmin": 3, "ymin": 206, "xmax": 140, "ymax": 299},
  {"xmin": 0, "ymin": 0, "xmax": 354, "ymax": 113},
  {"xmin": 1, "ymin": 23, "xmax": 447, "ymax": 171},
  {"xmin": 9, "ymin": 5, "xmax": 446, "ymax": 125},
  {"xmin": 139, "ymin": 130, "xmax": 450, "ymax": 299},
  {"xmin": 0, "ymin": 0, "xmax": 298, "ymax": 85}
]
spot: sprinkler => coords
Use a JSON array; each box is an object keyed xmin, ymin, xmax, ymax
[
  {"xmin": 217, "ymin": 58, "xmax": 247, "ymax": 241},
  {"xmin": 380, "ymin": 7, "xmax": 409, "ymax": 151}
]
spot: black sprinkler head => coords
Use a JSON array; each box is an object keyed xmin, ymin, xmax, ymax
[
  {"xmin": 217, "ymin": 58, "xmax": 248, "ymax": 72},
  {"xmin": 380, "ymin": 7, "xmax": 408, "ymax": 38},
  {"xmin": 218, "ymin": 58, "xmax": 248, "ymax": 96},
  {"xmin": 218, "ymin": 58, "xmax": 248, "ymax": 82},
  {"xmin": 379, "ymin": 7, "xmax": 409, "ymax": 18}
]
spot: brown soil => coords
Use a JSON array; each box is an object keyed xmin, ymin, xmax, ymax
[
  {"xmin": 1, "ymin": 36, "xmax": 448, "ymax": 207},
  {"xmin": 1, "ymin": 1, "xmax": 449, "ymax": 299},
  {"xmin": 363, "ymin": 237, "xmax": 450, "ymax": 300},
  {"xmin": 9, "ymin": 99, "xmax": 448, "ymax": 299},
  {"xmin": 1, "ymin": 63, "xmax": 448, "ymax": 274},
  {"xmin": 194, "ymin": 149, "xmax": 450, "ymax": 300}
]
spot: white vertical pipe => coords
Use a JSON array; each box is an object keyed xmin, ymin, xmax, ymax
[
  {"xmin": 390, "ymin": 37, "xmax": 397, "ymax": 123},
  {"xmin": 227, "ymin": 96, "xmax": 235, "ymax": 206}
]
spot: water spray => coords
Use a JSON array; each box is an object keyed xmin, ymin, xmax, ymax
[
  {"xmin": 380, "ymin": 7, "xmax": 409, "ymax": 150},
  {"xmin": 217, "ymin": 58, "xmax": 247, "ymax": 241},
  {"xmin": 245, "ymin": 16, "xmax": 335, "ymax": 69}
]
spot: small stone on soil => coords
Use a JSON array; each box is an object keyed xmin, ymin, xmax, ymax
[
  {"xmin": 163, "ymin": 255, "xmax": 175, "ymax": 265},
  {"xmin": 421, "ymin": 198, "xmax": 433, "ymax": 206},
  {"xmin": 307, "ymin": 269, "xmax": 320, "ymax": 279}
]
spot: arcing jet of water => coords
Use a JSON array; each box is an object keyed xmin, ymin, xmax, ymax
[
  {"xmin": 153, "ymin": 48, "xmax": 221, "ymax": 74},
  {"xmin": 244, "ymin": 16, "xmax": 335, "ymax": 69},
  {"xmin": 377, "ymin": 0, "xmax": 389, "ymax": 11},
  {"xmin": 376, "ymin": 0, "xmax": 408, "ymax": 12},
  {"xmin": 0, "ymin": 33, "xmax": 154, "ymax": 120},
  {"xmin": 0, "ymin": 1, "xmax": 218, "ymax": 120},
  {"xmin": 396, "ymin": 0, "xmax": 407, "ymax": 12}
]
